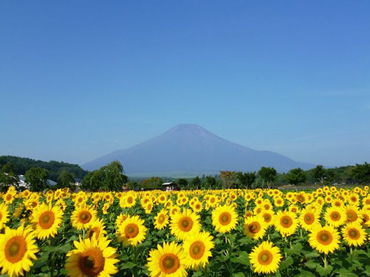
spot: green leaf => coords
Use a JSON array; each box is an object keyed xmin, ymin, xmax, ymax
[
  {"xmin": 232, "ymin": 273, "xmax": 245, "ymax": 277},
  {"xmin": 304, "ymin": 250, "xmax": 320, "ymax": 258},
  {"xmin": 338, "ymin": 269, "xmax": 359, "ymax": 277},
  {"xmin": 56, "ymin": 244, "xmax": 71, "ymax": 253},
  {"xmin": 316, "ymin": 265, "xmax": 333, "ymax": 276},
  {"xmin": 192, "ymin": 271, "xmax": 203, "ymax": 277},
  {"xmin": 238, "ymin": 237, "xmax": 253, "ymax": 245},
  {"xmin": 279, "ymin": 256, "xmax": 293, "ymax": 271},
  {"xmin": 289, "ymin": 243, "xmax": 303, "ymax": 255},
  {"xmin": 230, "ymin": 251, "xmax": 250, "ymax": 266},
  {"xmin": 304, "ymin": 260, "xmax": 319, "ymax": 270},
  {"xmin": 296, "ymin": 269, "xmax": 317, "ymax": 277},
  {"xmin": 120, "ymin": 262, "xmax": 137, "ymax": 270}
]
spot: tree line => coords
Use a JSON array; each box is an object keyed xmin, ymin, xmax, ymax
[{"xmin": 0, "ymin": 155, "xmax": 369, "ymax": 192}]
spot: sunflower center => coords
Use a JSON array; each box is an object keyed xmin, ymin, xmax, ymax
[
  {"xmin": 179, "ymin": 217, "xmax": 193, "ymax": 232},
  {"xmin": 189, "ymin": 241, "xmax": 206, "ymax": 260},
  {"xmin": 39, "ymin": 211, "xmax": 56, "ymax": 229},
  {"xmin": 79, "ymin": 211, "xmax": 92, "ymax": 224},
  {"xmin": 79, "ymin": 248, "xmax": 105, "ymax": 276},
  {"xmin": 347, "ymin": 211, "xmax": 357, "ymax": 222},
  {"xmin": 124, "ymin": 224, "xmax": 139, "ymax": 238},
  {"xmin": 6, "ymin": 194, "xmax": 12, "ymax": 201},
  {"xmin": 5, "ymin": 236, "xmax": 27, "ymax": 263},
  {"xmin": 127, "ymin": 197, "xmax": 133, "ymax": 204},
  {"xmin": 264, "ymin": 214, "xmax": 271, "ymax": 222},
  {"xmin": 159, "ymin": 253, "xmax": 180, "ymax": 274},
  {"xmin": 158, "ymin": 215, "xmax": 165, "ymax": 224},
  {"xmin": 317, "ymin": 230, "xmax": 333, "ymax": 245},
  {"xmin": 248, "ymin": 222, "xmax": 261, "ymax": 234},
  {"xmin": 280, "ymin": 216, "xmax": 293, "ymax": 228},
  {"xmin": 348, "ymin": 228, "xmax": 360, "ymax": 239},
  {"xmin": 331, "ymin": 212, "xmax": 340, "ymax": 220},
  {"xmin": 304, "ymin": 214, "xmax": 314, "ymax": 224},
  {"xmin": 219, "ymin": 212, "xmax": 232, "ymax": 226},
  {"xmin": 258, "ymin": 250, "xmax": 272, "ymax": 265}
]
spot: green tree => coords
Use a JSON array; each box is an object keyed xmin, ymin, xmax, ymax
[
  {"xmin": 237, "ymin": 172, "xmax": 256, "ymax": 189},
  {"xmin": 351, "ymin": 162, "xmax": 370, "ymax": 184},
  {"xmin": 285, "ymin": 168, "xmax": 307, "ymax": 186},
  {"xmin": 25, "ymin": 168, "xmax": 49, "ymax": 191},
  {"xmin": 102, "ymin": 161, "xmax": 128, "ymax": 191},
  {"xmin": 81, "ymin": 171, "xmax": 100, "ymax": 191},
  {"xmin": 258, "ymin": 167, "xmax": 277, "ymax": 189},
  {"xmin": 312, "ymin": 165, "xmax": 326, "ymax": 185},
  {"xmin": 177, "ymin": 178, "xmax": 188, "ymax": 189},
  {"xmin": 204, "ymin": 175, "xmax": 216, "ymax": 189},
  {"xmin": 192, "ymin": 176, "xmax": 201, "ymax": 189},
  {"xmin": 141, "ymin": 177, "xmax": 163, "ymax": 189},
  {"xmin": 220, "ymin": 171, "xmax": 237, "ymax": 189},
  {"xmin": 57, "ymin": 170, "xmax": 76, "ymax": 190},
  {"xmin": 0, "ymin": 162, "xmax": 20, "ymax": 191}
]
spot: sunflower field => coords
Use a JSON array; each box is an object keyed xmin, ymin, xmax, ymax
[{"xmin": 0, "ymin": 185, "xmax": 369, "ymax": 277}]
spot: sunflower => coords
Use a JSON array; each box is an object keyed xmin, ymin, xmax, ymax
[
  {"xmin": 308, "ymin": 225, "xmax": 340, "ymax": 254},
  {"xmin": 274, "ymin": 211, "xmax": 298, "ymax": 237},
  {"xmin": 3, "ymin": 190, "xmax": 16, "ymax": 205},
  {"xmin": 342, "ymin": 222, "xmax": 366, "ymax": 247},
  {"xmin": 0, "ymin": 203, "xmax": 10, "ymax": 229},
  {"xmin": 170, "ymin": 209, "xmax": 201, "ymax": 240},
  {"xmin": 212, "ymin": 205, "xmax": 238, "ymax": 233},
  {"xmin": 71, "ymin": 204, "xmax": 97, "ymax": 230},
  {"xmin": 324, "ymin": 206, "xmax": 346, "ymax": 227},
  {"xmin": 117, "ymin": 215, "xmax": 147, "ymax": 246},
  {"xmin": 31, "ymin": 202, "xmax": 63, "ymax": 239},
  {"xmin": 147, "ymin": 241, "xmax": 188, "ymax": 277},
  {"xmin": 244, "ymin": 215, "xmax": 267, "ymax": 240},
  {"xmin": 65, "ymin": 235, "xmax": 119, "ymax": 277},
  {"xmin": 249, "ymin": 241, "xmax": 282, "ymax": 274},
  {"xmin": 87, "ymin": 218, "xmax": 107, "ymax": 240},
  {"xmin": 183, "ymin": 232, "xmax": 214, "ymax": 269},
  {"xmin": 274, "ymin": 197, "xmax": 284, "ymax": 208},
  {"xmin": 0, "ymin": 225, "xmax": 38, "ymax": 277},
  {"xmin": 115, "ymin": 213, "xmax": 128, "ymax": 228},
  {"xmin": 261, "ymin": 210, "xmax": 275, "ymax": 226},
  {"xmin": 360, "ymin": 208, "xmax": 370, "ymax": 227},
  {"xmin": 154, "ymin": 209, "xmax": 169, "ymax": 230},
  {"xmin": 345, "ymin": 205, "xmax": 363, "ymax": 224},
  {"xmin": 170, "ymin": 206, "xmax": 181, "ymax": 217},
  {"xmin": 299, "ymin": 207, "xmax": 320, "ymax": 231}
]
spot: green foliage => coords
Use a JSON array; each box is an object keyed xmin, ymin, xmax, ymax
[
  {"xmin": 351, "ymin": 162, "xmax": 370, "ymax": 184},
  {"xmin": 258, "ymin": 167, "xmax": 277, "ymax": 188},
  {"xmin": 141, "ymin": 176, "xmax": 163, "ymax": 189},
  {"xmin": 312, "ymin": 165, "xmax": 326, "ymax": 184},
  {"xmin": 286, "ymin": 168, "xmax": 307, "ymax": 185},
  {"xmin": 25, "ymin": 167, "xmax": 49, "ymax": 191},
  {"xmin": 237, "ymin": 172, "xmax": 256, "ymax": 189},
  {"xmin": 191, "ymin": 176, "xmax": 201, "ymax": 189},
  {"xmin": 177, "ymin": 178, "xmax": 188, "ymax": 189},
  {"xmin": 0, "ymin": 155, "xmax": 87, "ymax": 181},
  {"xmin": 57, "ymin": 170, "xmax": 76, "ymax": 190},
  {"xmin": 81, "ymin": 161, "xmax": 128, "ymax": 191}
]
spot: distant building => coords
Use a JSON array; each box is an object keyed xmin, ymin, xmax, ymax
[{"xmin": 162, "ymin": 182, "xmax": 179, "ymax": 191}]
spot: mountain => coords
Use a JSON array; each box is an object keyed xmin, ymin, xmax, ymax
[{"xmin": 81, "ymin": 124, "xmax": 315, "ymax": 176}]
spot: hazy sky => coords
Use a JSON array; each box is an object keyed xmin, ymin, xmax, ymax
[{"xmin": 1, "ymin": 1, "xmax": 369, "ymax": 168}]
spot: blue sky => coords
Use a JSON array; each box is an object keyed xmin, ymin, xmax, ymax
[{"xmin": 1, "ymin": 1, "xmax": 369, "ymax": 168}]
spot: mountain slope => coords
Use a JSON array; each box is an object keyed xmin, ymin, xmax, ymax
[{"xmin": 82, "ymin": 124, "xmax": 315, "ymax": 175}]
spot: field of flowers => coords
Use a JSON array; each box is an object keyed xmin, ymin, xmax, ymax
[{"xmin": 0, "ymin": 185, "xmax": 369, "ymax": 277}]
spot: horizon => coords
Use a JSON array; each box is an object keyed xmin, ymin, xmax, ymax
[{"xmin": 1, "ymin": 1, "xmax": 369, "ymax": 168}]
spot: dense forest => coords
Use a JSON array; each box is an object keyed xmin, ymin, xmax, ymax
[{"xmin": 0, "ymin": 155, "xmax": 88, "ymax": 181}]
